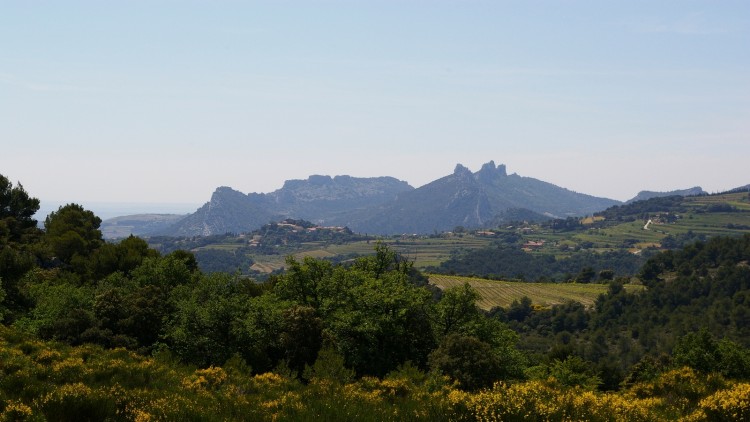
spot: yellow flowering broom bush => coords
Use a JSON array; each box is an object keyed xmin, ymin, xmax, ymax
[
  {"xmin": 3, "ymin": 325, "xmax": 750, "ymax": 421},
  {"xmin": 697, "ymin": 382, "xmax": 750, "ymax": 421}
]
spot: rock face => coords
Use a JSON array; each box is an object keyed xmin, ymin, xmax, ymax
[
  {"xmin": 626, "ymin": 187, "xmax": 707, "ymax": 204},
  {"xmin": 348, "ymin": 161, "xmax": 620, "ymax": 234},
  {"xmin": 161, "ymin": 176, "xmax": 413, "ymax": 236},
  {"xmin": 266, "ymin": 175, "xmax": 414, "ymax": 220},
  {"xmin": 165, "ymin": 187, "xmax": 277, "ymax": 236}
]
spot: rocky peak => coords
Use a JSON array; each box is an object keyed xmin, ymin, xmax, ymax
[
  {"xmin": 453, "ymin": 163, "xmax": 473, "ymax": 178},
  {"xmin": 211, "ymin": 186, "xmax": 245, "ymax": 200},
  {"xmin": 476, "ymin": 161, "xmax": 507, "ymax": 183}
]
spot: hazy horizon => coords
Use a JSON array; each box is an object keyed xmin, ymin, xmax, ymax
[
  {"xmin": 33, "ymin": 159, "xmax": 745, "ymax": 223},
  {"xmin": 3, "ymin": 1, "xmax": 748, "ymax": 205},
  {"xmin": 35, "ymin": 200, "xmax": 203, "ymax": 221},
  {"xmin": 35, "ymin": 163, "xmax": 744, "ymax": 220}
]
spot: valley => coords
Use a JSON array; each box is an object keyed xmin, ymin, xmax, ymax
[{"xmin": 144, "ymin": 191, "xmax": 750, "ymax": 281}]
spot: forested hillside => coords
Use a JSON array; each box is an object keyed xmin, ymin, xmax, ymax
[{"xmin": 2, "ymin": 173, "xmax": 750, "ymax": 421}]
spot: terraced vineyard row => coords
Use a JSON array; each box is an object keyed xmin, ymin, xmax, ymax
[
  {"xmin": 304, "ymin": 236, "xmax": 495, "ymax": 269},
  {"xmin": 429, "ymin": 274, "xmax": 644, "ymax": 310}
]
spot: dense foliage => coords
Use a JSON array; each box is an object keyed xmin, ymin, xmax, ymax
[
  {"xmin": 2, "ymin": 173, "xmax": 750, "ymax": 420},
  {"xmin": 500, "ymin": 234, "xmax": 750, "ymax": 390},
  {"xmin": 1, "ymin": 326, "xmax": 749, "ymax": 421},
  {"xmin": 434, "ymin": 246, "xmax": 643, "ymax": 282}
]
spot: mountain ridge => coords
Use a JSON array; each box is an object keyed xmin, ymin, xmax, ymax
[
  {"xmin": 348, "ymin": 161, "xmax": 620, "ymax": 234},
  {"xmin": 159, "ymin": 175, "xmax": 412, "ymax": 236},
  {"xmin": 102, "ymin": 162, "xmax": 735, "ymax": 238},
  {"xmin": 625, "ymin": 186, "xmax": 707, "ymax": 204},
  {"xmin": 154, "ymin": 161, "xmax": 620, "ymax": 236}
]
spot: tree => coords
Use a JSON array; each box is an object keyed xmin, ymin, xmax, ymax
[
  {"xmin": 0, "ymin": 174, "xmax": 42, "ymax": 318},
  {"xmin": 165, "ymin": 272, "xmax": 265, "ymax": 368},
  {"xmin": 279, "ymin": 305, "xmax": 323, "ymax": 375},
  {"xmin": 0, "ymin": 277, "xmax": 6, "ymax": 321},
  {"xmin": 303, "ymin": 346, "xmax": 355, "ymax": 384},
  {"xmin": 0, "ymin": 174, "xmax": 40, "ymax": 243},
  {"xmin": 274, "ymin": 256, "xmax": 333, "ymax": 308},
  {"xmin": 576, "ymin": 266, "xmax": 596, "ymax": 283},
  {"xmin": 322, "ymin": 268, "xmax": 435, "ymax": 376},
  {"xmin": 352, "ymin": 242, "xmax": 412, "ymax": 280},
  {"xmin": 428, "ymin": 334, "xmax": 503, "ymax": 390},
  {"xmin": 673, "ymin": 329, "xmax": 750, "ymax": 378},
  {"xmin": 43, "ymin": 204, "xmax": 104, "ymax": 278},
  {"xmin": 547, "ymin": 356, "xmax": 602, "ymax": 390},
  {"xmin": 598, "ymin": 269, "xmax": 615, "ymax": 281},
  {"xmin": 90, "ymin": 235, "xmax": 159, "ymax": 280},
  {"xmin": 23, "ymin": 273, "xmax": 95, "ymax": 345},
  {"xmin": 507, "ymin": 296, "xmax": 532, "ymax": 322},
  {"xmin": 434, "ymin": 282, "xmax": 481, "ymax": 336}
]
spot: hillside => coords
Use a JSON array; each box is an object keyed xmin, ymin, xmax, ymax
[
  {"xmin": 431, "ymin": 191, "xmax": 750, "ymax": 279},
  {"xmin": 626, "ymin": 186, "xmax": 706, "ymax": 204},
  {"xmin": 162, "ymin": 187, "xmax": 279, "ymax": 236}
]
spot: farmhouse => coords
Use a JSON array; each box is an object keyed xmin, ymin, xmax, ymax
[{"xmin": 522, "ymin": 240, "xmax": 545, "ymax": 252}]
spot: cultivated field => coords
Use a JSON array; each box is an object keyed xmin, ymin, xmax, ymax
[
  {"xmin": 429, "ymin": 274, "xmax": 644, "ymax": 310},
  {"xmin": 242, "ymin": 235, "xmax": 497, "ymax": 272}
]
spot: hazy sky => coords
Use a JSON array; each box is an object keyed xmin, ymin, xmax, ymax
[{"xmin": 2, "ymin": 1, "xmax": 749, "ymax": 211}]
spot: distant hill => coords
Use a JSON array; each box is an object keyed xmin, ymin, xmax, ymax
[
  {"xmin": 727, "ymin": 184, "xmax": 750, "ymax": 194},
  {"xmin": 163, "ymin": 187, "xmax": 278, "ymax": 237},
  {"xmin": 348, "ymin": 161, "xmax": 620, "ymax": 234},
  {"xmin": 152, "ymin": 161, "xmax": 621, "ymax": 236},
  {"xmin": 100, "ymin": 214, "xmax": 187, "ymax": 239},
  {"xmin": 626, "ymin": 186, "xmax": 706, "ymax": 204},
  {"xmin": 160, "ymin": 176, "xmax": 413, "ymax": 236}
]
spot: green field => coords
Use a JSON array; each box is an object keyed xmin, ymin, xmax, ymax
[
  {"xmin": 244, "ymin": 235, "xmax": 496, "ymax": 272},
  {"xmin": 325, "ymin": 236, "xmax": 494, "ymax": 267},
  {"xmin": 429, "ymin": 274, "xmax": 644, "ymax": 310}
]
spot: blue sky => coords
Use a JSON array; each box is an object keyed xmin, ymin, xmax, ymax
[{"xmin": 2, "ymin": 1, "xmax": 748, "ymax": 211}]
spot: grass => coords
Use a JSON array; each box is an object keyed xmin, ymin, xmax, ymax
[{"xmin": 429, "ymin": 274, "xmax": 644, "ymax": 310}]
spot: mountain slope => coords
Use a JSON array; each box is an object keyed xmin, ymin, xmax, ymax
[
  {"xmin": 350, "ymin": 161, "xmax": 620, "ymax": 234},
  {"xmin": 164, "ymin": 187, "xmax": 277, "ymax": 236},
  {"xmin": 162, "ymin": 176, "xmax": 413, "ymax": 236}
]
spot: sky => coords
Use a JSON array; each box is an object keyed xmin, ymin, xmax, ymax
[{"xmin": 2, "ymin": 1, "xmax": 749, "ymax": 215}]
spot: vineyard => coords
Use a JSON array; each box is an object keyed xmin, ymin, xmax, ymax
[{"xmin": 429, "ymin": 274, "xmax": 644, "ymax": 310}]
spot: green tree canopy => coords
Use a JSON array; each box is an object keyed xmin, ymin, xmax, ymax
[
  {"xmin": 0, "ymin": 174, "xmax": 40, "ymax": 244},
  {"xmin": 44, "ymin": 204, "xmax": 104, "ymax": 273},
  {"xmin": 0, "ymin": 174, "xmax": 42, "ymax": 318}
]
